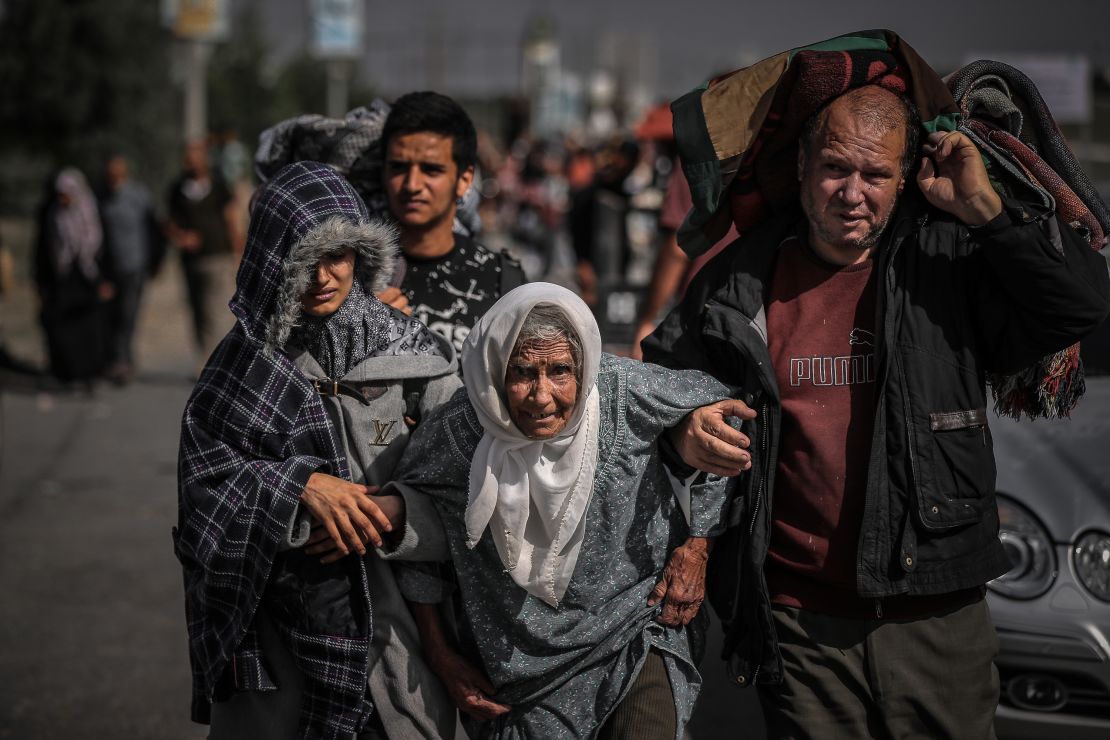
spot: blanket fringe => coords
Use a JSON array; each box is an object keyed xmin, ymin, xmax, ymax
[{"xmin": 989, "ymin": 344, "xmax": 1085, "ymax": 420}]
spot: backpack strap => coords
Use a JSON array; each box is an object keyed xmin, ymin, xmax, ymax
[{"xmin": 312, "ymin": 377, "xmax": 371, "ymax": 406}]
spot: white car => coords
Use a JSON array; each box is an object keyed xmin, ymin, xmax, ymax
[{"xmin": 988, "ymin": 326, "xmax": 1110, "ymax": 739}]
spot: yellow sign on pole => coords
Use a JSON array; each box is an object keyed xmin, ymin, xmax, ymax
[{"xmin": 163, "ymin": 0, "xmax": 228, "ymax": 41}]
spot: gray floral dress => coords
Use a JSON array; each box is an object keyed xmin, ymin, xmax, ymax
[{"xmin": 380, "ymin": 354, "xmax": 735, "ymax": 739}]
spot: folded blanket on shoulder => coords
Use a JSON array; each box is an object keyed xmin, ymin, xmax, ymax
[
  {"xmin": 947, "ymin": 60, "xmax": 1110, "ymax": 244},
  {"xmin": 948, "ymin": 60, "xmax": 1109, "ymax": 419}
]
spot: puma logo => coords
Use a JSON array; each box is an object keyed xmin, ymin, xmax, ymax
[
  {"xmin": 370, "ymin": 420, "xmax": 397, "ymax": 446},
  {"xmin": 848, "ymin": 328, "xmax": 874, "ymax": 347}
]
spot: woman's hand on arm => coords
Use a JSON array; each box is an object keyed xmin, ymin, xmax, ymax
[
  {"xmin": 299, "ymin": 474, "xmax": 400, "ymax": 559},
  {"xmin": 304, "ymin": 487, "xmax": 407, "ymax": 564},
  {"xmin": 410, "ymin": 601, "xmax": 511, "ymax": 720}
]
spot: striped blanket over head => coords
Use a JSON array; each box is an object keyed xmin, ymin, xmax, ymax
[{"xmin": 671, "ymin": 29, "xmax": 1104, "ymax": 419}]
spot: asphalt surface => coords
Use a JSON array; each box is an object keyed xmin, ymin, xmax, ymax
[
  {"xmin": 0, "ymin": 258, "xmax": 206, "ymax": 738},
  {"xmin": 0, "ymin": 254, "xmax": 764, "ymax": 739}
]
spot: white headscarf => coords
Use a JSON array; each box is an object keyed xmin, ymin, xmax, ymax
[
  {"xmin": 49, "ymin": 168, "xmax": 102, "ymax": 282},
  {"xmin": 461, "ymin": 283, "xmax": 602, "ymax": 607}
]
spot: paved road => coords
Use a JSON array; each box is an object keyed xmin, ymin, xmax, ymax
[
  {"xmin": 0, "ymin": 258, "xmax": 206, "ymax": 739},
  {"xmin": 0, "ymin": 253, "xmax": 763, "ymax": 739}
]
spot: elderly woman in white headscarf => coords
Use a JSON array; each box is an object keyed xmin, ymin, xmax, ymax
[{"xmin": 366, "ymin": 282, "xmax": 738, "ymax": 740}]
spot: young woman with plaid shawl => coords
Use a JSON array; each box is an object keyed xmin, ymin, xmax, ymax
[{"xmin": 175, "ymin": 161, "xmax": 460, "ymax": 739}]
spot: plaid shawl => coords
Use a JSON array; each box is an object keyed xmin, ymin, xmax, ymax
[
  {"xmin": 948, "ymin": 60, "xmax": 1110, "ymax": 418},
  {"xmin": 670, "ymin": 29, "xmax": 958, "ymax": 258},
  {"xmin": 175, "ymin": 162, "xmax": 380, "ymax": 738}
]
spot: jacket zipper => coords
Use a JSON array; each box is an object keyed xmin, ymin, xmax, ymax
[
  {"xmin": 746, "ymin": 400, "xmax": 771, "ymax": 686},
  {"xmin": 862, "ymin": 213, "xmax": 925, "ymax": 590},
  {"xmin": 748, "ymin": 401, "xmax": 770, "ymax": 538},
  {"xmin": 889, "ymin": 213, "xmax": 929, "ymax": 497},
  {"xmin": 897, "ymin": 351, "xmax": 921, "ymax": 519}
]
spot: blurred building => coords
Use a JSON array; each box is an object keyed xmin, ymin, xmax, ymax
[{"xmin": 521, "ymin": 15, "xmax": 585, "ymax": 139}]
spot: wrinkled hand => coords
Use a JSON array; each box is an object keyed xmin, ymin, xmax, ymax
[
  {"xmin": 649, "ymin": 537, "xmax": 711, "ymax": 626},
  {"xmin": 429, "ymin": 647, "xmax": 511, "ymax": 721},
  {"xmin": 299, "ymin": 475, "xmax": 391, "ymax": 558},
  {"xmin": 377, "ymin": 286, "xmax": 411, "ymax": 315},
  {"xmin": 668, "ymin": 399, "xmax": 756, "ymax": 476},
  {"xmin": 916, "ymin": 131, "xmax": 1003, "ymax": 226}
]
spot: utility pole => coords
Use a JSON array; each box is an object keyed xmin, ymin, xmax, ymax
[
  {"xmin": 310, "ymin": 0, "xmax": 364, "ymax": 117},
  {"xmin": 183, "ymin": 39, "xmax": 212, "ymax": 141},
  {"xmin": 326, "ymin": 59, "xmax": 351, "ymax": 118},
  {"xmin": 163, "ymin": 0, "xmax": 228, "ymax": 141},
  {"xmin": 426, "ymin": 18, "xmax": 444, "ymax": 91}
]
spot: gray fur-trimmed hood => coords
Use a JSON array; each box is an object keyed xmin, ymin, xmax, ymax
[
  {"xmin": 264, "ymin": 215, "xmax": 398, "ymax": 353},
  {"xmin": 228, "ymin": 161, "xmax": 399, "ymax": 353}
]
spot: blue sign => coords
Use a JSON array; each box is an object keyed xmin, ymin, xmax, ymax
[{"xmin": 310, "ymin": 0, "xmax": 365, "ymax": 59}]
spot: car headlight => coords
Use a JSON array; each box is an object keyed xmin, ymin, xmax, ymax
[
  {"xmin": 989, "ymin": 495, "xmax": 1057, "ymax": 599},
  {"xmin": 1073, "ymin": 531, "xmax": 1110, "ymax": 603}
]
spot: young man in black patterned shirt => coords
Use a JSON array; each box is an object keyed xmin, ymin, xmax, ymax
[{"xmin": 380, "ymin": 91, "xmax": 525, "ymax": 354}]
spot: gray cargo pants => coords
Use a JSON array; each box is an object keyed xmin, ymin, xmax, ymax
[{"xmin": 758, "ymin": 599, "xmax": 999, "ymax": 740}]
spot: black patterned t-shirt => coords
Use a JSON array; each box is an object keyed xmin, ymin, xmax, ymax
[{"xmin": 400, "ymin": 235, "xmax": 525, "ymax": 353}]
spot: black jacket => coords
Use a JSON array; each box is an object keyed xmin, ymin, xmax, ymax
[{"xmin": 642, "ymin": 193, "xmax": 1110, "ymax": 686}]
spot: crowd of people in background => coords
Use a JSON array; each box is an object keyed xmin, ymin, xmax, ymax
[
  {"xmin": 26, "ymin": 131, "xmax": 255, "ymax": 388},
  {"xmin": 25, "ymin": 98, "xmax": 697, "ymax": 392}
]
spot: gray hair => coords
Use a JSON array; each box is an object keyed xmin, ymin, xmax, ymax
[{"xmin": 512, "ymin": 303, "xmax": 583, "ymax": 378}]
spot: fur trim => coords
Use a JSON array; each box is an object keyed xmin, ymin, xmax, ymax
[{"xmin": 264, "ymin": 216, "xmax": 398, "ymax": 353}]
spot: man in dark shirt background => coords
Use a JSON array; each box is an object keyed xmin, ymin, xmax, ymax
[
  {"xmin": 380, "ymin": 92, "xmax": 525, "ymax": 353},
  {"xmin": 167, "ymin": 140, "xmax": 241, "ymax": 363}
]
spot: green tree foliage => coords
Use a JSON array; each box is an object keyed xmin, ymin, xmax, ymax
[
  {"xmin": 207, "ymin": 2, "xmax": 378, "ymax": 149},
  {"xmin": 0, "ymin": 0, "xmax": 178, "ymax": 214},
  {"xmin": 0, "ymin": 0, "xmax": 378, "ymax": 215},
  {"xmin": 207, "ymin": 1, "xmax": 278, "ymax": 148},
  {"xmin": 267, "ymin": 52, "xmax": 379, "ymax": 123}
]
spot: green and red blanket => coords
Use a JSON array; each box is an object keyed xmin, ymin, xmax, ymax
[
  {"xmin": 671, "ymin": 29, "xmax": 1107, "ymax": 419},
  {"xmin": 671, "ymin": 28, "xmax": 958, "ymax": 257}
]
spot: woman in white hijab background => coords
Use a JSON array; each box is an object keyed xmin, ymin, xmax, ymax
[{"xmin": 359, "ymin": 282, "xmax": 740, "ymax": 739}]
